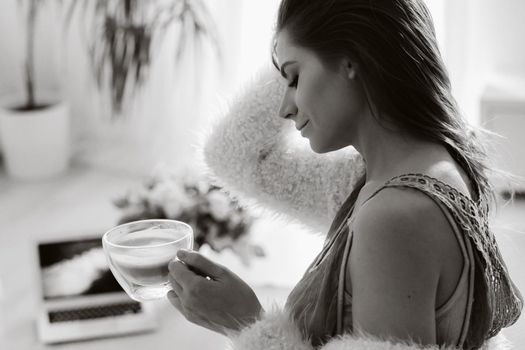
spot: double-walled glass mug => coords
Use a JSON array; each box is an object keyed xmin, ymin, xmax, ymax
[{"xmin": 102, "ymin": 219, "xmax": 193, "ymax": 301}]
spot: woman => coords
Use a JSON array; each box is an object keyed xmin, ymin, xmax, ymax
[{"xmin": 167, "ymin": 0, "xmax": 523, "ymax": 349}]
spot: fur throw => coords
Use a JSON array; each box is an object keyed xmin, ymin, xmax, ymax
[{"xmin": 226, "ymin": 308, "xmax": 512, "ymax": 350}]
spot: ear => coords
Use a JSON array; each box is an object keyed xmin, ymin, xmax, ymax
[{"xmin": 342, "ymin": 57, "xmax": 357, "ymax": 80}]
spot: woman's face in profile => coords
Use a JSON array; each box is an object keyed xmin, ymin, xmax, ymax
[{"xmin": 275, "ymin": 29, "xmax": 368, "ymax": 153}]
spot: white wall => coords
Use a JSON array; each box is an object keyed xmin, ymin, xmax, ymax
[
  {"xmin": 0, "ymin": 1, "xmax": 62, "ymax": 101},
  {"xmin": 443, "ymin": 0, "xmax": 525, "ymax": 124},
  {"xmin": 0, "ymin": 1, "xmax": 19, "ymax": 97},
  {"xmin": 472, "ymin": 0, "xmax": 525, "ymax": 78}
]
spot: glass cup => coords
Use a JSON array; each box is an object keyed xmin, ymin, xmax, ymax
[{"xmin": 102, "ymin": 219, "xmax": 193, "ymax": 301}]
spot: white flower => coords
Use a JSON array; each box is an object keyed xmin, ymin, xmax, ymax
[
  {"xmin": 127, "ymin": 186, "xmax": 149, "ymax": 205},
  {"xmin": 208, "ymin": 190, "xmax": 232, "ymax": 220},
  {"xmin": 195, "ymin": 180, "xmax": 211, "ymax": 195},
  {"xmin": 149, "ymin": 162, "xmax": 176, "ymax": 183},
  {"xmin": 210, "ymin": 234, "xmax": 234, "ymax": 251},
  {"xmin": 148, "ymin": 181, "xmax": 193, "ymax": 218},
  {"xmin": 229, "ymin": 235, "xmax": 265, "ymax": 267},
  {"xmin": 147, "ymin": 182, "xmax": 173, "ymax": 207},
  {"xmin": 228, "ymin": 210, "xmax": 243, "ymax": 226}
]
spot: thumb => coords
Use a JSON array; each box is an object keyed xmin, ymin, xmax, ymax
[{"xmin": 177, "ymin": 249, "xmax": 224, "ymax": 279}]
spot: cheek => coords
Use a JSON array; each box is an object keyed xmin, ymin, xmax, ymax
[
  {"xmin": 296, "ymin": 73, "xmax": 363, "ymax": 128},
  {"xmin": 345, "ymin": 79, "xmax": 367, "ymax": 113},
  {"xmin": 296, "ymin": 80, "xmax": 334, "ymax": 121},
  {"xmin": 295, "ymin": 86, "xmax": 316, "ymax": 115},
  {"xmin": 319, "ymin": 90, "xmax": 355, "ymax": 127}
]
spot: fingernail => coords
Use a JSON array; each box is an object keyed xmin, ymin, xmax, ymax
[{"xmin": 177, "ymin": 249, "xmax": 188, "ymax": 259}]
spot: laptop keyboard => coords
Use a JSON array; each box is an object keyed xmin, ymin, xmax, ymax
[{"xmin": 48, "ymin": 301, "xmax": 143, "ymax": 323}]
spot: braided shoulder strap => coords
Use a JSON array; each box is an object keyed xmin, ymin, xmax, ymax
[{"xmin": 384, "ymin": 174, "xmax": 523, "ymax": 339}]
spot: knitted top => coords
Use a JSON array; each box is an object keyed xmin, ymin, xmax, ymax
[{"xmin": 286, "ymin": 173, "xmax": 523, "ymax": 349}]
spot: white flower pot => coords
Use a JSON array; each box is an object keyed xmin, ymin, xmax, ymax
[{"xmin": 0, "ymin": 96, "xmax": 70, "ymax": 180}]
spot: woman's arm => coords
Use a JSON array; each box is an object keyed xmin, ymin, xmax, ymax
[
  {"xmin": 349, "ymin": 187, "xmax": 443, "ymax": 347},
  {"xmin": 198, "ymin": 66, "xmax": 365, "ymax": 234}
]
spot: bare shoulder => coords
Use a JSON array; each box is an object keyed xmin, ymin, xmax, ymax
[
  {"xmin": 352, "ymin": 186, "xmax": 452, "ymax": 260},
  {"xmin": 349, "ymin": 185, "xmax": 454, "ymax": 300},
  {"xmin": 348, "ymin": 187, "xmax": 448, "ymax": 343}
]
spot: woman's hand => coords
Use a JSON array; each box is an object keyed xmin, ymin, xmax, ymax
[{"xmin": 167, "ymin": 249, "xmax": 264, "ymax": 336}]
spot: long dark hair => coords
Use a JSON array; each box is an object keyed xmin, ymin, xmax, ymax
[
  {"xmin": 272, "ymin": 0, "xmax": 495, "ymax": 209},
  {"xmin": 272, "ymin": 0, "xmax": 524, "ymax": 348}
]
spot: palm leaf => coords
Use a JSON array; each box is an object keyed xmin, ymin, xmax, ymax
[{"xmin": 66, "ymin": 0, "xmax": 221, "ymax": 118}]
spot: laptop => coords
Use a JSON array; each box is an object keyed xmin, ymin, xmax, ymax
[{"xmin": 35, "ymin": 234, "xmax": 159, "ymax": 344}]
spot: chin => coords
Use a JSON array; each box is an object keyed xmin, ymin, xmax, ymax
[
  {"xmin": 308, "ymin": 137, "xmax": 351, "ymax": 154},
  {"xmin": 308, "ymin": 140, "xmax": 338, "ymax": 154}
]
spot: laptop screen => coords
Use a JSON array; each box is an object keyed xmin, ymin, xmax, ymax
[{"xmin": 38, "ymin": 237, "xmax": 124, "ymax": 300}]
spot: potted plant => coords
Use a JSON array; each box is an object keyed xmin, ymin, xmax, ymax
[
  {"xmin": 67, "ymin": 0, "xmax": 220, "ymax": 117},
  {"xmin": 62, "ymin": 0, "xmax": 221, "ymax": 175},
  {"xmin": 0, "ymin": 0, "xmax": 70, "ymax": 180}
]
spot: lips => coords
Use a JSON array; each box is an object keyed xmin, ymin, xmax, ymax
[{"xmin": 297, "ymin": 120, "xmax": 309, "ymax": 131}]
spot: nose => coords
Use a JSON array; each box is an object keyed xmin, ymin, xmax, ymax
[{"xmin": 278, "ymin": 90, "xmax": 297, "ymax": 120}]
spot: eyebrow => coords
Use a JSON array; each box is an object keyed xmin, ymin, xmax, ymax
[{"xmin": 278, "ymin": 61, "xmax": 296, "ymax": 80}]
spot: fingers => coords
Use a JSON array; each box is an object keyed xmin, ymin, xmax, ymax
[
  {"xmin": 168, "ymin": 258, "xmax": 196, "ymax": 289},
  {"xmin": 167, "ymin": 290, "xmax": 183, "ymax": 311},
  {"xmin": 168, "ymin": 257, "xmax": 214, "ymax": 294},
  {"xmin": 168, "ymin": 292, "xmax": 221, "ymax": 334},
  {"xmin": 176, "ymin": 249, "xmax": 223, "ymax": 279},
  {"xmin": 168, "ymin": 273, "xmax": 183, "ymax": 295}
]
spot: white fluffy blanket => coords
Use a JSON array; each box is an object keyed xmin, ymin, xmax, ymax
[{"xmin": 226, "ymin": 308, "xmax": 512, "ymax": 350}]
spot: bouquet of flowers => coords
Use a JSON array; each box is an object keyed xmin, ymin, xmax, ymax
[{"xmin": 113, "ymin": 164, "xmax": 265, "ymax": 266}]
